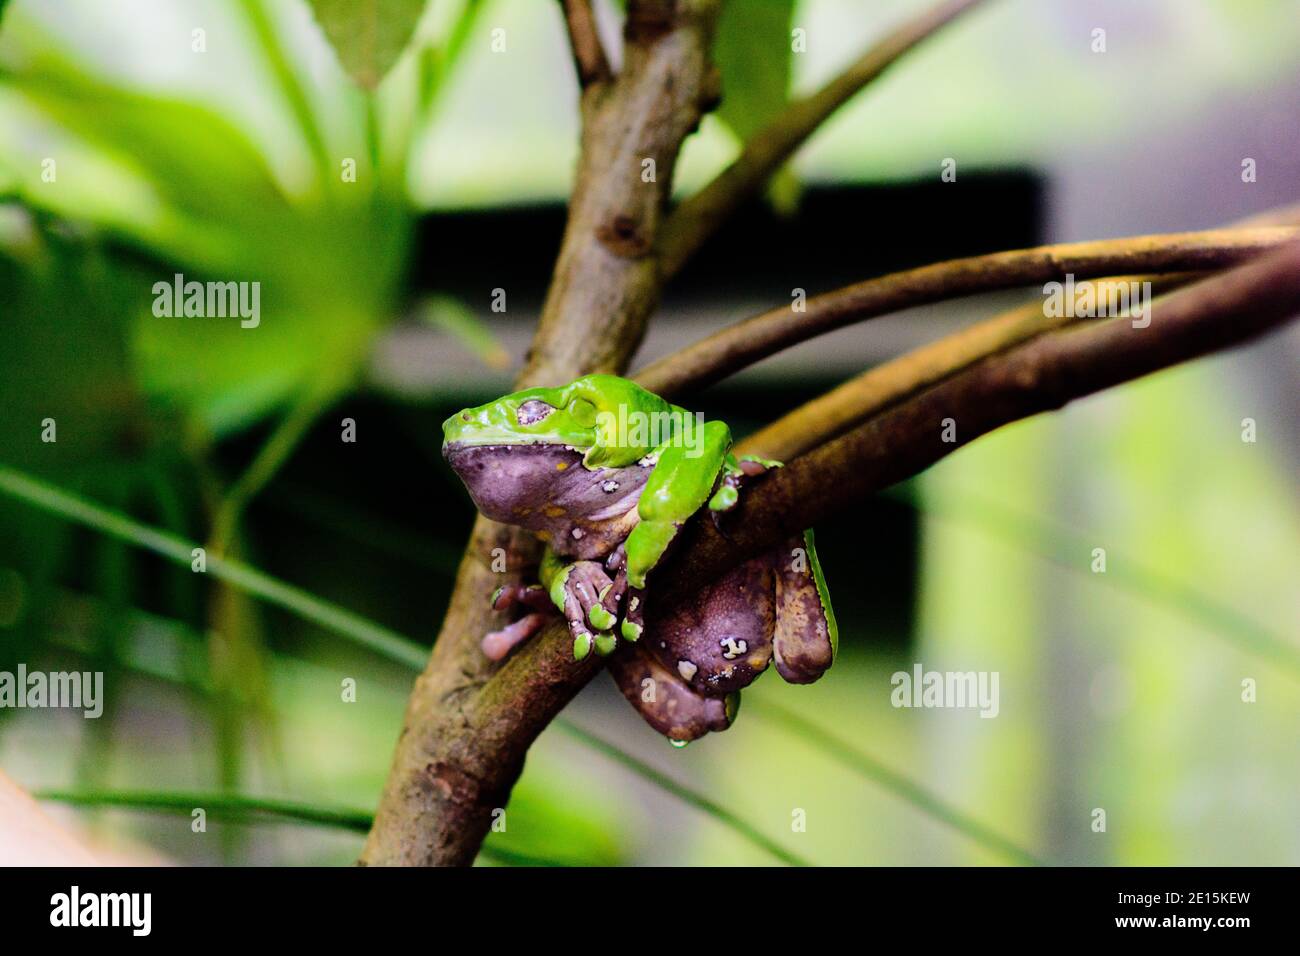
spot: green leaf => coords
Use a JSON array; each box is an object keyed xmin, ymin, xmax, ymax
[
  {"xmin": 2, "ymin": 19, "xmax": 412, "ymax": 437},
  {"xmin": 307, "ymin": 0, "xmax": 430, "ymax": 90},
  {"xmin": 712, "ymin": 0, "xmax": 796, "ymax": 143}
]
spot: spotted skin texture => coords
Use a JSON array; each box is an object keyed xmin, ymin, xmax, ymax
[
  {"xmin": 607, "ymin": 643, "xmax": 736, "ymax": 742},
  {"xmin": 445, "ymin": 444, "xmax": 646, "ymax": 560},
  {"xmin": 644, "ymin": 555, "xmax": 776, "ymax": 696}
]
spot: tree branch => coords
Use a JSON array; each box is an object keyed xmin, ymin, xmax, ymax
[
  {"xmin": 738, "ymin": 206, "xmax": 1300, "ymax": 460},
  {"xmin": 634, "ymin": 227, "xmax": 1300, "ymax": 399},
  {"xmin": 559, "ymin": 0, "xmax": 611, "ymax": 89},
  {"xmin": 740, "ymin": 272, "xmax": 1195, "ymax": 461},
  {"xmin": 659, "ymin": 240, "xmax": 1300, "ymax": 597},
  {"xmin": 657, "ymin": 0, "xmax": 991, "ymax": 279},
  {"xmin": 360, "ymin": 0, "xmax": 723, "ymax": 867}
]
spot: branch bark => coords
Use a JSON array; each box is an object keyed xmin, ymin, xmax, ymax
[
  {"xmin": 360, "ymin": 0, "xmax": 722, "ymax": 867},
  {"xmin": 634, "ymin": 227, "xmax": 1300, "ymax": 398},
  {"xmin": 657, "ymin": 0, "xmax": 992, "ymax": 279}
]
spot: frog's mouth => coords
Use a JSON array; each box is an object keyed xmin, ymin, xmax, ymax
[
  {"xmin": 443, "ymin": 442, "xmax": 648, "ymax": 534},
  {"xmin": 442, "ymin": 440, "xmax": 584, "ymax": 471},
  {"xmin": 442, "ymin": 442, "xmax": 588, "ymax": 521}
]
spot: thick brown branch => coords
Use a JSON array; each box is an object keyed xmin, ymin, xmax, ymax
[
  {"xmin": 659, "ymin": 241, "xmax": 1300, "ymax": 598},
  {"xmin": 657, "ymin": 0, "xmax": 991, "ymax": 279},
  {"xmin": 635, "ymin": 227, "xmax": 1300, "ymax": 399},
  {"xmin": 559, "ymin": 0, "xmax": 611, "ymax": 88}
]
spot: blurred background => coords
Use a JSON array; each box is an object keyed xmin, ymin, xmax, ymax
[{"xmin": 0, "ymin": 0, "xmax": 1297, "ymax": 865}]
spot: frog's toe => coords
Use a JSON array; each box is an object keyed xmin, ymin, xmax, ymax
[
  {"xmin": 491, "ymin": 583, "xmax": 550, "ymax": 613},
  {"xmin": 557, "ymin": 561, "xmax": 622, "ymax": 655},
  {"xmin": 606, "ymin": 643, "xmax": 737, "ymax": 742},
  {"xmin": 574, "ymin": 562, "xmax": 620, "ymax": 630},
  {"xmin": 620, "ymin": 586, "xmax": 645, "ymax": 642},
  {"xmin": 708, "ymin": 456, "xmax": 782, "ymax": 514}
]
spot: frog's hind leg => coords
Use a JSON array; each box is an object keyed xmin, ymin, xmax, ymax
[
  {"xmin": 772, "ymin": 530, "xmax": 837, "ymax": 684},
  {"xmin": 643, "ymin": 555, "xmax": 776, "ymax": 696},
  {"xmin": 607, "ymin": 642, "xmax": 739, "ymax": 743},
  {"xmin": 481, "ymin": 613, "xmax": 549, "ymax": 661},
  {"xmin": 481, "ymin": 582, "xmax": 555, "ymax": 660}
]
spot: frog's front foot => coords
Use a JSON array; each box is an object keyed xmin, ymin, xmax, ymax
[
  {"xmin": 708, "ymin": 455, "xmax": 781, "ymax": 513},
  {"xmin": 552, "ymin": 560, "xmax": 622, "ymax": 660}
]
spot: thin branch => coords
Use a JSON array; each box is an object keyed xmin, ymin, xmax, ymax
[
  {"xmin": 0, "ymin": 466, "xmax": 427, "ymax": 670},
  {"xmin": 657, "ymin": 0, "xmax": 991, "ymax": 279},
  {"xmin": 738, "ymin": 206, "xmax": 1300, "ymax": 460},
  {"xmin": 657, "ymin": 240, "xmax": 1300, "ymax": 598},
  {"xmin": 36, "ymin": 790, "xmax": 573, "ymax": 865},
  {"xmin": 558, "ymin": 0, "xmax": 611, "ymax": 88},
  {"xmin": 740, "ymin": 272, "xmax": 1195, "ymax": 460},
  {"xmin": 635, "ymin": 227, "xmax": 1300, "ymax": 399},
  {"xmin": 883, "ymin": 484, "xmax": 1300, "ymax": 678},
  {"xmin": 39, "ymin": 789, "xmax": 373, "ymax": 833}
]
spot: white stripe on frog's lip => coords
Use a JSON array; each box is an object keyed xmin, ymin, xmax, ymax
[{"xmin": 441, "ymin": 435, "xmax": 587, "ymax": 453}]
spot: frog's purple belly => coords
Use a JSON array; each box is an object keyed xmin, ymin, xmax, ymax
[{"xmin": 443, "ymin": 443, "xmax": 649, "ymax": 560}]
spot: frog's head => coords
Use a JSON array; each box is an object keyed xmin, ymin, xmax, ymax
[
  {"xmin": 442, "ymin": 385, "xmax": 598, "ymax": 455},
  {"xmin": 442, "ymin": 376, "xmax": 669, "ymax": 527},
  {"xmin": 441, "ymin": 386, "xmax": 600, "ymax": 524}
]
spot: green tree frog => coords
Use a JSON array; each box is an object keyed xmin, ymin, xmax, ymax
[{"xmin": 442, "ymin": 374, "xmax": 836, "ymax": 741}]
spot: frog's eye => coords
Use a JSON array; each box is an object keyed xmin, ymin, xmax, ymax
[{"xmin": 516, "ymin": 399, "xmax": 554, "ymax": 426}]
